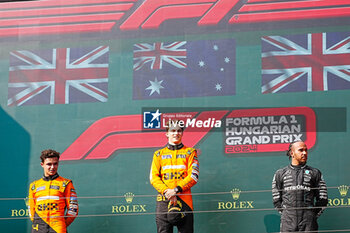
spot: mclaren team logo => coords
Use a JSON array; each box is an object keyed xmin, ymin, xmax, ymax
[
  {"xmin": 218, "ymin": 188, "xmax": 254, "ymax": 210},
  {"xmin": 112, "ymin": 192, "xmax": 147, "ymax": 214},
  {"xmin": 328, "ymin": 185, "xmax": 350, "ymax": 207}
]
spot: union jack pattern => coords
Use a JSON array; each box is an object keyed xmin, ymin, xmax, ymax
[
  {"xmin": 133, "ymin": 38, "xmax": 236, "ymax": 99},
  {"xmin": 8, "ymin": 46, "xmax": 109, "ymax": 106},
  {"xmin": 133, "ymin": 42, "xmax": 187, "ymax": 71},
  {"xmin": 261, "ymin": 32, "xmax": 350, "ymax": 94}
]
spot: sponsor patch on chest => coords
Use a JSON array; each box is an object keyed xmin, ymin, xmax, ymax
[
  {"xmin": 36, "ymin": 186, "xmax": 46, "ymax": 192},
  {"xmin": 162, "ymin": 154, "xmax": 172, "ymax": 159},
  {"xmin": 176, "ymin": 154, "xmax": 186, "ymax": 159},
  {"xmin": 50, "ymin": 185, "xmax": 60, "ymax": 190}
]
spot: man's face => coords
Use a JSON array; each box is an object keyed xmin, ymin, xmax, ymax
[
  {"xmin": 41, "ymin": 157, "xmax": 59, "ymax": 177},
  {"xmin": 166, "ymin": 126, "xmax": 183, "ymax": 145},
  {"xmin": 290, "ymin": 141, "xmax": 308, "ymax": 165}
]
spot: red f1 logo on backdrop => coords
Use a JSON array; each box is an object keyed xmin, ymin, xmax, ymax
[
  {"xmin": 0, "ymin": 0, "xmax": 349, "ymax": 37},
  {"xmin": 60, "ymin": 110, "xmax": 228, "ymax": 160},
  {"xmin": 60, "ymin": 107, "xmax": 316, "ymax": 161}
]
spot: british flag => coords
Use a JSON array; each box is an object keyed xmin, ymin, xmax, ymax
[
  {"xmin": 133, "ymin": 42, "xmax": 187, "ymax": 71},
  {"xmin": 8, "ymin": 46, "xmax": 109, "ymax": 106},
  {"xmin": 261, "ymin": 32, "xmax": 350, "ymax": 94}
]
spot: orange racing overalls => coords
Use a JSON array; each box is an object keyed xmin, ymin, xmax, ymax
[
  {"xmin": 150, "ymin": 143, "xmax": 199, "ymax": 210},
  {"xmin": 28, "ymin": 174, "xmax": 78, "ymax": 233}
]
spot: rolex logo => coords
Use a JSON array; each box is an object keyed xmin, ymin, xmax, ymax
[
  {"xmin": 218, "ymin": 188, "xmax": 254, "ymax": 210},
  {"xmin": 124, "ymin": 192, "xmax": 135, "ymax": 203},
  {"xmin": 230, "ymin": 188, "xmax": 241, "ymax": 200},
  {"xmin": 24, "ymin": 197, "xmax": 29, "ymax": 207},
  {"xmin": 338, "ymin": 185, "xmax": 349, "ymax": 197}
]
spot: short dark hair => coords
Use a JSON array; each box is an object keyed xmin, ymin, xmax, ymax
[
  {"xmin": 40, "ymin": 149, "xmax": 60, "ymax": 163},
  {"xmin": 165, "ymin": 119, "xmax": 184, "ymax": 132},
  {"xmin": 286, "ymin": 140, "xmax": 304, "ymax": 158}
]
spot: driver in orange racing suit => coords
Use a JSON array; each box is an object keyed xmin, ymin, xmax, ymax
[
  {"xmin": 150, "ymin": 120, "xmax": 199, "ymax": 233},
  {"xmin": 28, "ymin": 149, "xmax": 78, "ymax": 233}
]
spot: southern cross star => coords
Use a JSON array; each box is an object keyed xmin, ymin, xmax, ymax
[{"xmin": 146, "ymin": 77, "xmax": 164, "ymax": 96}]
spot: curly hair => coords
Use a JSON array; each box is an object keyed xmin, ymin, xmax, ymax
[{"xmin": 40, "ymin": 149, "xmax": 60, "ymax": 163}]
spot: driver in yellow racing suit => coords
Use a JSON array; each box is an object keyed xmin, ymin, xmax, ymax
[{"xmin": 150, "ymin": 121, "xmax": 199, "ymax": 233}]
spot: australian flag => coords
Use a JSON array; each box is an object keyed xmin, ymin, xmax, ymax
[
  {"xmin": 8, "ymin": 46, "xmax": 109, "ymax": 106},
  {"xmin": 262, "ymin": 32, "xmax": 350, "ymax": 94},
  {"xmin": 133, "ymin": 39, "xmax": 236, "ymax": 99}
]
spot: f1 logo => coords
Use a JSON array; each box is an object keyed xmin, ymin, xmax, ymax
[
  {"xmin": 143, "ymin": 109, "xmax": 161, "ymax": 129},
  {"xmin": 60, "ymin": 108, "xmax": 316, "ymax": 161}
]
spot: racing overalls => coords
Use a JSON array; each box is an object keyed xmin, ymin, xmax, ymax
[
  {"xmin": 150, "ymin": 143, "xmax": 199, "ymax": 233},
  {"xmin": 272, "ymin": 164, "xmax": 328, "ymax": 232},
  {"xmin": 28, "ymin": 174, "xmax": 78, "ymax": 233}
]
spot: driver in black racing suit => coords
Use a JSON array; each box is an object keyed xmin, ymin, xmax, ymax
[{"xmin": 272, "ymin": 141, "xmax": 328, "ymax": 232}]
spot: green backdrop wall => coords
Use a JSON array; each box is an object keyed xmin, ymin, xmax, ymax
[{"xmin": 0, "ymin": 0, "xmax": 349, "ymax": 232}]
